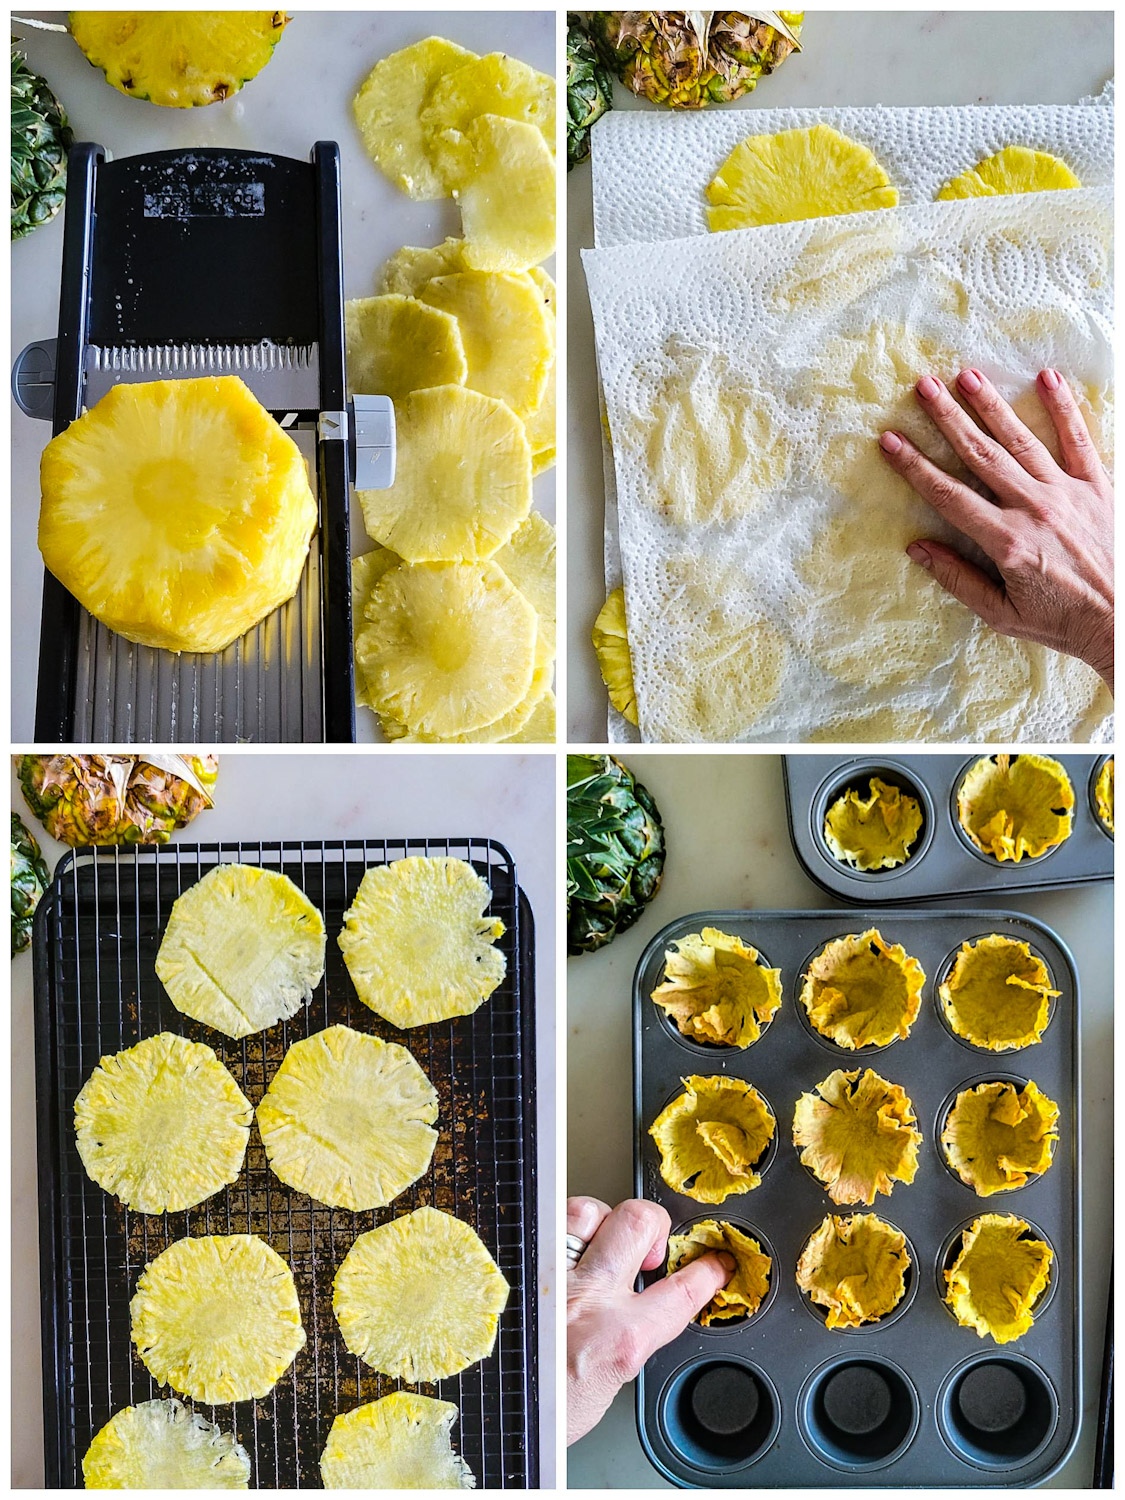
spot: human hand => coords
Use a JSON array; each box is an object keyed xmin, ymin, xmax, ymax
[
  {"xmin": 878, "ymin": 368, "xmax": 1113, "ymax": 692},
  {"xmin": 566, "ymin": 1195, "xmax": 734, "ymax": 1445}
]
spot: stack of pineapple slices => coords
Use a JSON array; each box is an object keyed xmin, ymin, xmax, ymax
[{"xmin": 349, "ymin": 36, "xmax": 556, "ymax": 742}]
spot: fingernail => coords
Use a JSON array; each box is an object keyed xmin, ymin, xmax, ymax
[
  {"xmin": 717, "ymin": 1252, "xmax": 736, "ymax": 1272},
  {"xmin": 916, "ymin": 375, "xmax": 941, "ymax": 400},
  {"xmin": 878, "ymin": 430, "xmax": 902, "ymax": 454},
  {"xmin": 957, "ymin": 368, "xmax": 982, "ymax": 394},
  {"xmin": 1039, "ymin": 368, "xmax": 1061, "ymax": 391},
  {"xmin": 907, "ymin": 542, "xmax": 932, "ymax": 570}
]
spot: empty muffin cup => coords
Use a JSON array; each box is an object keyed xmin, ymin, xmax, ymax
[
  {"xmin": 812, "ymin": 761, "xmax": 934, "ymax": 879},
  {"xmin": 658, "ymin": 1358, "xmax": 781, "ymax": 1472},
  {"xmin": 938, "ymin": 1354, "xmax": 1058, "ymax": 1469},
  {"xmin": 799, "ymin": 1356, "xmax": 920, "ymax": 1471}
]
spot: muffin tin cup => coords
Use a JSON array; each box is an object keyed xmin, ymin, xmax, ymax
[
  {"xmin": 784, "ymin": 754, "xmax": 1111, "ymax": 906},
  {"xmin": 935, "ymin": 1215, "xmax": 1058, "ymax": 1332},
  {"xmin": 932, "ymin": 936, "xmax": 1059, "ymax": 1055},
  {"xmin": 1088, "ymin": 755, "xmax": 1114, "ymax": 841},
  {"xmin": 634, "ymin": 908, "xmax": 1080, "ymax": 1488},
  {"xmin": 668, "ymin": 1213, "xmax": 781, "ymax": 1334}
]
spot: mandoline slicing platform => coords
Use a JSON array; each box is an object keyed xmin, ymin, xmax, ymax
[
  {"xmin": 33, "ymin": 838, "xmax": 538, "ymax": 1488},
  {"xmin": 634, "ymin": 908, "xmax": 1080, "ymax": 1488}
]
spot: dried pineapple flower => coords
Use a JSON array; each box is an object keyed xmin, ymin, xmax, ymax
[
  {"xmin": 823, "ymin": 776, "xmax": 923, "ymax": 871},
  {"xmin": 944, "ymin": 1214, "xmax": 1052, "ymax": 1344},
  {"xmin": 666, "ymin": 1220, "xmax": 771, "ymax": 1326},
  {"xmin": 650, "ymin": 1075, "xmax": 775, "ymax": 1204},
  {"xmin": 942, "ymin": 1080, "xmax": 1059, "ymax": 1195},
  {"xmin": 957, "ymin": 753, "xmax": 1074, "ymax": 862},
  {"xmin": 651, "ymin": 928, "xmax": 782, "ymax": 1048},
  {"xmin": 800, "ymin": 929, "xmax": 925, "ymax": 1049},
  {"xmin": 796, "ymin": 1212, "xmax": 910, "ymax": 1329},
  {"xmin": 793, "ymin": 1068, "xmax": 921, "ymax": 1205},
  {"xmin": 1094, "ymin": 758, "xmax": 1114, "ymax": 833},
  {"xmin": 940, "ymin": 936, "xmax": 1059, "ymax": 1051}
]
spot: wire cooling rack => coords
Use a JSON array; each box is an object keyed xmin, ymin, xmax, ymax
[{"xmin": 33, "ymin": 838, "xmax": 538, "ymax": 1488}]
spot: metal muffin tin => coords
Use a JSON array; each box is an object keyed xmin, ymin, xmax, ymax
[
  {"xmin": 783, "ymin": 754, "xmax": 1112, "ymax": 906},
  {"xmin": 633, "ymin": 909, "xmax": 1080, "ymax": 1488}
]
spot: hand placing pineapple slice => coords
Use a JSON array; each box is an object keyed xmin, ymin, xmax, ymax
[
  {"xmin": 74, "ymin": 1032, "xmax": 251, "ymax": 1214},
  {"xmin": 156, "ymin": 864, "xmax": 326, "ymax": 1040},
  {"xmin": 452, "ymin": 116, "xmax": 557, "ymax": 272},
  {"xmin": 333, "ymin": 1206, "xmax": 509, "ymax": 1381},
  {"xmin": 706, "ymin": 124, "xmax": 898, "ymax": 231},
  {"xmin": 38, "ymin": 377, "xmax": 317, "ymax": 655},
  {"xmin": 257, "ymin": 1025, "xmax": 438, "ymax": 1211},
  {"xmin": 321, "ymin": 1393, "xmax": 474, "ymax": 1490},
  {"xmin": 937, "ymin": 146, "xmax": 1081, "ymax": 200},
  {"xmin": 346, "ymin": 294, "xmax": 467, "ymax": 401},
  {"xmin": 83, "ymin": 1399, "xmax": 251, "ymax": 1489},
  {"xmin": 353, "ymin": 36, "xmax": 477, "ymax": 200},
  {"xmin": 419, "ymin": 272, "xmax": 553, "ymax": 421},
  {"xmin": 338, "ymin": 856, "xmax": 505, "ymax": 1028},
  {"xmin": 131, "ymin": 1234, "xmax": 306, "ymax": 1403}
]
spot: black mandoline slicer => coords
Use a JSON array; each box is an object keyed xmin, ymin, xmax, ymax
[{"xmin": 13, "ymin": 142, "xmax": 394, "ymax": 744}]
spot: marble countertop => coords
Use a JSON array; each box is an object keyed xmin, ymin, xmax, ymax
[
  {"xmin": 566, "ymin": 753, "xmax": 1112, "ymax": 1488},
  {"xmin": 11, "ymin": 750, "xmax": 557, "ymax": 1485},
  {"xmin": 11, "ymin": 10, "xmax": 554, "ymax": 741},
  {"xmin": 565, "ymin": 9, "xmax": 1114, "ymax": 739}
]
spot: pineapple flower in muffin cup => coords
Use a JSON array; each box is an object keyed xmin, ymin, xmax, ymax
[
  {"xmin": 566, "ymin": 1196, "xmax": 734, "ymax": 1444},
  {"xmin": 879, "ymin": 368, "xmax": 1114, "ymax": 693}
]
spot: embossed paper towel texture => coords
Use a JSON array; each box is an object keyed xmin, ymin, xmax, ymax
[{"xmin": 583, "ymin": 188, "xmax": 1113, "ymax": 743}]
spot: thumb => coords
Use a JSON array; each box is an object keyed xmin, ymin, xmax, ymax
[
  {"xmin": 632, "ymin": 1252, "xmax": 734, "ymax": 1360},
  {"xmin": 907, "ymin": 540, "xmax": 1012, "ymax": 631}
]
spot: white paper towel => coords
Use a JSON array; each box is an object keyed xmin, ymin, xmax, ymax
[{"xmin": 583, "ymin": 188, "xmax": 1114, "ymax": 744}]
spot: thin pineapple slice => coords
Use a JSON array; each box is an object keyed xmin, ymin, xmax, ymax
[
  {"xmin": 945, "ymin": 1214, "xmax": 1053, "ymax": 1344},
  {"xmin": 667, "ymin": 1221, "xmax": 771, "ymax": 1326},
  {"xmin": 957, "ymin": 753, "xmax": 1074, "ymax": 862},
  {"xmin": 379, "ymin": 238, "xmax": 470, "ymax": 296},
  {"xmin": 356, "ymin": 386, "xmax": 531, "ymax": 564},
  {"xmin": 793, "ymin": 1068, "xmax": 922, "ymax": 1205},
  {"xmin": 333, "ymin": 1206, "xmax": 509, "ymax": 1381},
  {"xmin": 74, "ymin": 1032, "xmax": 251, "ymax": 1214},
  {"xmin": 352, "ymin": 548, "xmax": 402, "ymax": 709},
  {"xmin": 130, "ymin": 1234, "xmax": 306, "ymax": 1403},
  {"xmin": 321, "ymin": 1393, "xmax": 475, "ymax": 1490},
  {"xmin": 68, "ymin": 12, "xmax": 288, "ymax": 107},
  {"xmin": 155, "ymin": 864, "xmax": 326, "ymax": 1040},
  {"xmin": 339, "ymin": 856, "xmax": 506, "ymax": 1027},
  {"xmin": 495, "ymin": 512, "xmax": 556, "ymax": 658},
  {"xmin": 942, "ymin": 1080, "xmax": 1059, "ymax": 1195},
  {"xmin": 346, "ymin": 295, "xmax": 467, "ymax": 402},
  {"xmin": 453, "ymin": 116, "xmax": 557, "ymax": 273},
  {"xmin": 257, "ymin": 1025, "xmax": 438, "ymax": 1211},
  {"xmin": 39, "ymin": 377, "xmax": 317, "ymax": 654},
  {"xmin": 356, "ymin": 562, "xmax": 538, "ymax": 739},
  {"xmin": 380, "ymin": 652, "xmax": 551, "ymax": 744},
  {"xmin": 800, "ymin": 929, "xmax": 925, "ymax": 1049},
  {"xmin": 353, "ymin": 36, "xmax": 477, "ymax": 200},
  {"xmin": 940, "ymin": 935, "xmax": 1059, "ymax": 1051},
  {"xmin": 525, "ymin": 269, "xmax": 557, "ymax": 471},
  {"xmin": 937, "ymin": 146, "xmax": 1081, "ymax": 200},
  {"xmin": 503, "ymin": 687, "xmax": 555, "ymax": 742},
  {"xmin": 706, "ymin": 124, "xmax": 898, "ymax": 231},
  {"xmin": 824, "ymin": 777, "xmax": 924, "ymax": 871},
  {"xmin": 592, "ymin": 587, "xmax": 638, "ymax": 725},
  {"xmin": 83, "ymin": 1399, "xmax": 251, "ymax": 1489},
  {"xmin": 652, "ymin": 929, "xmax": 782, "ymax": 1048},
  {"xmin": 422, "ymin": 52, "xmax": 555, "ymax": 181},
  {"xmin": 797, "ymin": 1213, "xmax": 910, "ymax": 1329},
  {"xmin": 650, "ymin": 1075, "xmax": 776, "ymax": 1203},
  {"xmin": 419, "ymin": 272, "xmax": 552, "ymax": 420}
]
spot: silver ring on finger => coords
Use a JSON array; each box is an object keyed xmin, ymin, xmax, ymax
[{"xmin": 566, "ymin": 1233, "xmax": 589, "ymax": 1270}]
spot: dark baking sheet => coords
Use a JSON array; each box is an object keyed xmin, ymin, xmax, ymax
[{"xmin": 33, "ymin": 837, "xmax": 538, "ymax": 1488}]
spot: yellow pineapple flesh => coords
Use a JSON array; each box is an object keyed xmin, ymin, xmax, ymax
[
  {"xmin": 937, "ymin": 146, "xmax": 1082, "ymax": 200},
  {"xmin": 378, "ymin": 238, "xmax": 470, "ymax": 296},
  {"xmin": 706, "ymin": 124, "xmax": 899, "ymax": 231},
  {"xmin": 592, "ymin": 587, "xmax": 639, "ymax": 724},
  {"xmin": 352, "ymin": 547, "xmax": 401, "ymax": 709},
  {"xmin": 503, "ymin": 687, "xmax": 556, "ymax": 742},
  {"xmin": 321, "ymin": 1393, "xmax": 474, "ymax": 1490},
  {"xmin": 346, "ymin": 294, "xmax": 467, "ymax": 402},
  {"xmin": 495, "ymin": 512, "xmax": 556, "ymax": 658},
  {"xmin": 353, "ymin": 36, "xmax": 477, "ymax": 199},
  {"xmin": 332, "ymin": 1206, "xmax": 509, "ymax": 1381},
  {"xmin": 38, "ymin": 376, "xmax": 317, "ymax": 654},
  {"xmin": 525, "ymin": 267, "xmax": 557, "ymax": 471},
  {"xmin": 422, "ymin": 51, "xmax": 555, "ymax": 181},
  {"xmin": 453, "ymin": 116, "xmax": 557, "ymax": 272},
  {"xmin": 82, "ymin": 1399, "xmax": 251, "ymax": 1489},
  {"xmin": 419, "ymin": 271, "xmax": 553, "ymax": 420},
  {"xmin": 338, "ymin": 856, "xmax": 506, "ymax": 1027},
  {"xmin": 257, "ymin": 1024, "xmax": 438, "ymax": 1211}
]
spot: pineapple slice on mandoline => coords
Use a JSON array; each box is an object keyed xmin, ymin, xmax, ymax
[
  {"xmin": 69, "ymin": 12, "xmax": 289, "ymax": 108},
  {"xmin": 83, "ymin": 1399, "xmax": 251, "ymax": 1489},
  {"xmin": 356, "ymin": 385, "xmax": 531, "ymax": 564},
  {"xmin": 321, "ymin": 1393, "xmax": 474, "ymax": 1490},
  {"xmin": 333, "ymin": 1206, "xmax": 510, "ymax": 1381},
  {"xmin": 155, "ymin": 864, "xmax": 326, "ymax": 1040},
  {"xmin": 346, "ymin": 294, "xmax": 467, "ymax": 402},
  {"xmin": 419, "ymin": 271, "xmax": 553, "ymax": 421},
  {"xmin": 937, "ymin": 146, "xmax": 1081, "ymax": 200},
  {"xmin": 422, "ymin": 51, "xmax": 555, "ymax": 173},
  {"xmin": 706, "ymin": 124, "xmax": 898, "ymax": 231},
  {"xmin": 257, "ymin": 1025, "xmax": 438, "ymax": 1211},
  {"xmin": 38, "ymin": 377, "xmax": 317, "ymax": 655},
  {"xmin": 449, "ymin": 116, "xmax": 557, "ymax": 272},
  {"xmin": 592, "ymin": 587, "xmax": 639, "ymax": 725},
  {"xmin": 74, "ymin": 1032, "xmax": 251, "ymax": 1215},
  {"xmin": 353, "ymin": 36, "xmax": 477, "ymax": 199},
  {"xmin": 338, "ymin": 855, "xmax": 506, "ymax": 1027},
  {"xmin": 130, "ymin": 1234, "xmax": 306, "ymax": 1404}
]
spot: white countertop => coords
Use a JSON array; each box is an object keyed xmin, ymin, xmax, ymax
[
  {"xmin": 565, "ymin": 9, "xmax": 1114, "ymax": 739},
  {"xmin": 11, "ymin": 10, "xmax": 554, "ymax": 742},
  {"xmin": 566, "ymin": 753, "xmax": 1112, "ymax": 1488},
  {"xmin": 11, "ymin": 749, "xmax": 557, "ymax": 1486}
]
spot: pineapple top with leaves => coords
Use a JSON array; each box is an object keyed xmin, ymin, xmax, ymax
[
  {"xmin": 11, "ymin": 812, "xmax": 49, "ymax": 956},
  {"xmin": 567, "ymin": 755, "xmax": 666, "ymax": 954},
  {"xmin": 131, "ymin": 1234, "xmax": 306, "ymax": 1403},
  {"xmin": 17, "ymin": 753, "xmax": 218, "ymax": 846},
  {"xmin": 82, "ymin": 1398, "xmax": 251, "ymax": 1489},
  {"xmin": 156, "ymin": 864, "xmax": 326, "ymax": 1040},
  {"xmin": 320, "ymin": 1393, "xmax": 475, "ymax": 1490},
  {"xmin": 338, "ymin": 856, "xmax": 506, "ymax": 1028},
  {"xmin": 333, "ymin": 1206, "xmax": 509, "ymax": 1383},
  {"xmin": 75, "ymin": 1032, "xmax": 252, "ymax": 1214},
  {"xmin": 257, "ymin": 1025, "xmax": 438, "ymax": 1211},
  {"xmin": 11, "ymin": 48, "xmax": 72, "ymax": 241},
  {"xmin": 566, "ymin": 17, "xmax": 613, "ymax": 168}
]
